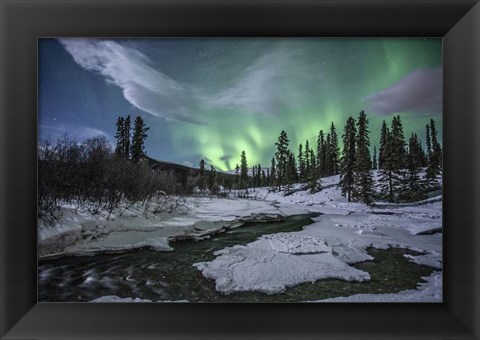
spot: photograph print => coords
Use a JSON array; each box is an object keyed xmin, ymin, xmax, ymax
[{"xmin": 38, "ymin": 38, "xmax": 443, "ymax": 303}]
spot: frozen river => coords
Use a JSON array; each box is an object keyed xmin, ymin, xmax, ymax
[{"xmin": 38, "ymin": 214, "xmax": 437, "ymax": 303}]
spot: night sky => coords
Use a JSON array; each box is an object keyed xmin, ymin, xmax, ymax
[{"xmin": 39, "ymin": 38, "xmax": 442, "ymax": 171}]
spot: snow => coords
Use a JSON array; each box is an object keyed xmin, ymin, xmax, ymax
[
  {"xmin": 90, "ymin": 295, "xmax": 153, "ymax": 303},
  {"xmin": 191, "ymin": 174, "xmax": 442, "ymax": 300},
  {"xmin": 314, "ymin": 271, "xmax": 442, "ymax": 302},
  {"xmin": 264, "ymin": 233, "xmax": 331, "ymax": 254},
  {"xmin": 404, "ymin": 251, "xmax": 442, "ymax": 269},
  {"xmin": 193, "ymin": 210, "xmax": 441, "ymax": 296},
  {"xmin": 193, "ymin": 239, "xmax": 370, "ymax": 295},
  {"xmin": 90, "ymin": 295, "xmax": 188, "ymax": 303},
  {"xmin": 39, "ymin": 172, "xmax": 442, "ymax": 302},
  {"xmin": 38, "ymin": 197, "xmax": 294, "ymax": 257},
  {"xmin": 367, "ymin": 201, "xmax": 442, "ymax": 235}
]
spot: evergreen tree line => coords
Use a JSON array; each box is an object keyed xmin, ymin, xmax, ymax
[
  {"xmin": 114, "ymin": 115, "xmax": 150, "ymax": 162},
  {"xmin": 340, "ymin": 112, "xmax": 442, "ymax": 204},
  {"xmin": 195, "ymin": 158, "xmax": 222, "ymax": 195},
  {"xmin": 231, "ymin": 122, "xmax": 341, "ymax": 192},
  {"xmin": 39, "ymin": 112, "xmax": 442, "ymax": 222},
  {"xmin": 229, "ymin": 111, "xmax": 442, "ymax": 204},
  {"xmin": 194, "ymin": 158, "xmax": 248, "ymax": 195}
]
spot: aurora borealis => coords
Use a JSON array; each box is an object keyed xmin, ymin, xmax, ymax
[{"xmin": 39, "ymin": 38, "xmax": 442, "ymax": 171}]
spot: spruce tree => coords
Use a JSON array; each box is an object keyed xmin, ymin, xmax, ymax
[
  {"xmin": 198, "ymin": 158, "xmax": 206, "ymax": 191},
  {"xmin": 378, "ymin": 115, "xmax": 406, "ymax": 202},
  {"xmin": 275, "ymin": 130, "xmax": 290, "ymax": 186},
  {"xmin": 378, "ymin": 120, "xmax": 389, "ymax": 169},
  {"xmin": 352, "ymin": 111, "xmax": 374, "ymax": 205},
  {"xmin": 123, "ymin": 115, "xmax": 131, "ymax": 159},
  {"xmin": 114, "ymin": 115, "xmax": 132, "ymax": 159},
  {"xmin": 285, "ymin": 151, "xmax": 297, "ymax": 191},
  {"xmin": 270, "ymin": 157, "xmax": 277, "ymax": 188},
  {"xmin": 114, "ymin": 117, "xmax": 125, "ymax": 157},
  {"xmin": 378, "ymin": 129, "xmax": 393, "ymax": 201},
  {"xmin": 199, "ymin": 159, "xmax": 206, "ymax": 176},
  {"xmin": 325, "ymin": 133, "xmax": 333, "ymax": 176},
  {"xmin": 389, "ymin": 117, "xmax": 406, "ymax": 168},
  {"xmin": 403, "ymin": 133, "xmax": 425, "ymax": 202},
  {"xmin": 257, "ymin": 163, "xmax": 262, "ymax": 187},
  {"xmin": 298, "ymin": 143, "xmax": 305, "ymax": 181},
  {"xmin": 234, "ymin": 163, "xmax": 240, "ymax": 187},
  {"xmin": 426, "ymin": 119, "xmax": 442, "ymax": 179},
  {"xmin": 208, "ymin": 165, "xmax": 217, "ymax": 192},
  {"xmin": 419, "ymin": 141, "xmax": 427, "ymax": 167},
  {"xmin": 330, "ymin": 122, "xmax": 340, "ymax": 175},
  {"xmin": 317, "ymin": 130, "xmax": 326, "ymax": 177},
  {"xmin": 130, "ymin": 116, "xmax": 149, "ymax": 162},
  {"xmin": 308, "ymin": 148, "xmax": 321, "ymax": 193},
  {"xmin": 304, "ymin": 140, "xmax": 311, "ymax": 178},
  {"xmin": 339, "ymin": 117, "xmax": 357, "ymax": 202},
  {"xmin": 425, "ymin": 124, "xmax": 431, "ymax": 157},
  {"xmin": 240, "ymin": 150, "xmax": 248, "ymax": 188},
  {"xmin": 309, "ymin": 150, "xmax": 316, "ymax": 180}
]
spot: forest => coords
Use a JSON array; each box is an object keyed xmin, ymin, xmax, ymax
[{"xmin": 38, "ymin": 111, "xmax": 442, "ymax": 224}]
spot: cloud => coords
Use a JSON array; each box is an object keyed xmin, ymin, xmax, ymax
[
  {"xmin": 58, "ymin": 38, "xmax": 204, "ymax": 124},
  {"xmin": 59, "ymin": 39, "xmax": 319, "ymax": 121},
  {"xmin": 182, "ymin": 160, "xmax": 194, "ymax": 168},
  {"xmin": 40, "ymin": 124, "xmax": 112, "ymax": 142},
  {"xmin": 202, "ymin": 50, "xmax": 295, "ymax": 116},
  {"xmin": 364, "ymin": 67, "xmax": 442, "ymax": 116}
]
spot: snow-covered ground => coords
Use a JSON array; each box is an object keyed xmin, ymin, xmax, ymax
[
  {"xmin": 193, "ymin": 175, "xmax": 442, "ymax": 300},
  {"xmin": 193, "ymin": 209, "xmax": 442, "ymax": 295},
  {"xmin": 315, "ymin": 271, "xmax": 442, "ymax": 302},
  {"xmin": 39, "ymin": 173, "xmax": 442, "ymax": 302},
  {"xmin": 90, "ymin": 296, "xmax": 188, "ymax": 303},
  {"xmin": 193, "ymin": 233, "xmax": 371, "ymax": 295},
  {"xmin": 38, "ymin": 197, "xmax": 290, "ymax": 257}
]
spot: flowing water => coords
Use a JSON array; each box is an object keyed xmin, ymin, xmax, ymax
[{"xmin": 38, "ymin": 214, "xmax": 436, "ymax": 302}]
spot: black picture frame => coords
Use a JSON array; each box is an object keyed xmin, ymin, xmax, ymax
[{"xmin": 1, "ymin": 0, "xmax": 479, "ymax": 339}]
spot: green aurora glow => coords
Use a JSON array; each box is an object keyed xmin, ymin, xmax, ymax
[{"xmin": 40, "ymin": 38, "xmax": 442, "ymax": 171}]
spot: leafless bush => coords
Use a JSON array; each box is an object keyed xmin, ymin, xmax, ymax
[
  {"xmin": 151, "ymin": 195, "xmax": 186, "ymax": 216},
  {"xmin": 38, "ymin": 135, "xmax": 195, "ymax": 222}
]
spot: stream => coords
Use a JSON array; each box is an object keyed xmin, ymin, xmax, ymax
[{"xmin": 38, "ymin": 214, "xmax": 436, "ymax": 302}]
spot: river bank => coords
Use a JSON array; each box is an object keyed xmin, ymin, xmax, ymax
[
  {"xmin": 38, "ymin": 175, "xmax": 443, "ymax": 302},
  {"xmin": 38, "ymin": 197, "xmax": 301, "ymax": 258},
  {"xmin": 39, "ymin": 214, "xmax": 440, "ymax": 302}
]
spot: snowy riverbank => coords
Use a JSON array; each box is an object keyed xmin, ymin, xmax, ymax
[
  {"xmin": 39, "ymin": 174, "xmax": 442, "ymax": 302},
  {"xmin": 193, "ymin": 210, "xmax": 442, "ymax": 296},
  {"xmin": 89, "ymin": 270, "xmax": 442, "ymax": 303},
  {"xmin": 38, "ymin": 197, "xmax": 293, "ymax": 257}
]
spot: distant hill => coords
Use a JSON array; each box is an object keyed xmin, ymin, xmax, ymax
[
  {"xmin": 145, "ymin": 156, "xmax": 237, "ymax": 184},
  {"xmin": 224, "ymin": 168, "xmax": 270, "ymax": 176},
  {"xmin": 146, "ymin": 156, "xmax": 199, "ymax": 175}
]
